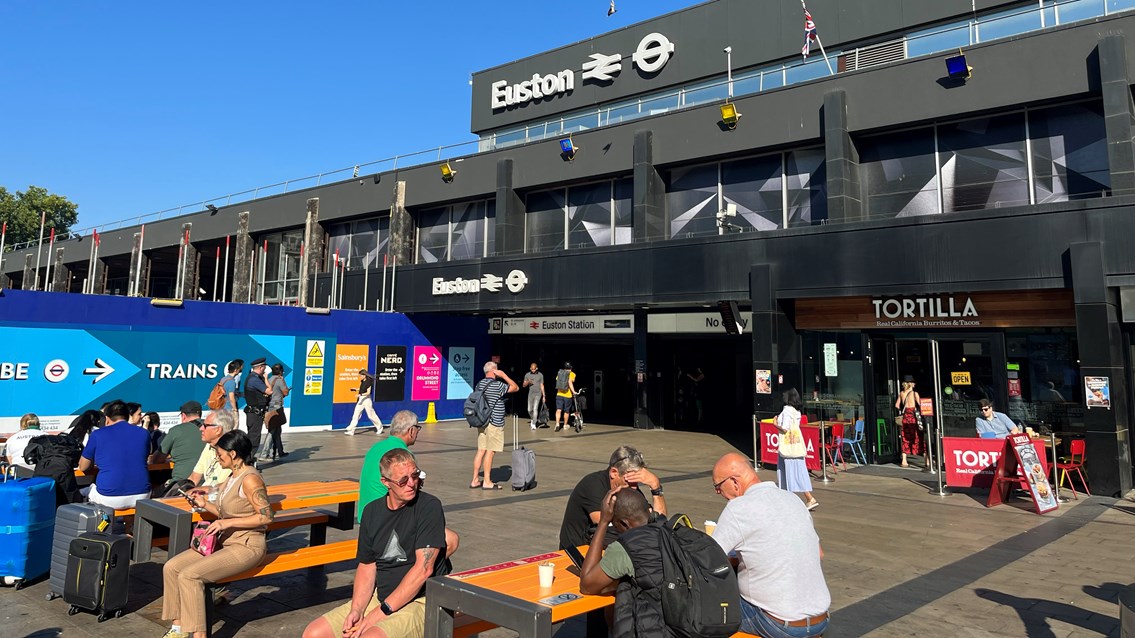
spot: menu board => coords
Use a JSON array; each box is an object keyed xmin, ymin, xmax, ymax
[{"xmin": 986, "ymin": 433, "xmax": 1058, "ymax": 514}]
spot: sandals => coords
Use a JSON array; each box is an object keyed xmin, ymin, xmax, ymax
[
  {"xmin": 806, "ymin": 500, "xmax": 819, "ymax": 511},
  {"xmin": 482, "ymin": 483, "xmax": 503, "ymax": 490},
  {"xmin": 469, "ymin": 481, "xmax": 483, "ymax": 489}
]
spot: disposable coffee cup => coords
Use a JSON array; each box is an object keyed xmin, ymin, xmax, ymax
[
  {"xmin": 704, "ymin": 520, "xmax": 717, "ymax": 536},
  {"xmin": 538, "ymin": 562, "xmax": 555, "ymax": 588}
]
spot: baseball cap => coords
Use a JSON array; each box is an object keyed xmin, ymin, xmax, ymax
[{"xmin": 180, "ymin": 400, "xmax": 203, "ymax": 415}]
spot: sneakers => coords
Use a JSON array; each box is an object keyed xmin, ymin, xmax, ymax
[
  {"xmin": 161, "ymin": 629, "xmax": 189, "ymax": 638},
  {"xmin": 806, "ymin": 500, "xmax": 820, "ymax": 511},
  {"xmin": 554, "ymin": 424, "xmax": 563, "ymax": 432},
  {"xmin": 344, "ymin": 429, "xmax": 356, "ymax": 436},
  {"xmin": 530, "ymin": 425, "xmax": 537, "ymax": 430}
]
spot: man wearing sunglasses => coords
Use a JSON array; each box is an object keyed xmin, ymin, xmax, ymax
[
  {"xmin": 184, "ymin": 410, "xmax": 237, "ymax": 492},
  {"xmin": 710, "ymin": 452, "xmax": 830, "ymax": 638},
  {"xmin": 974, "ymin": 399, "xmax": 1019, "ymax": 439},
  {"xmin": 305, "ymin": 448, "xmax": 453, "ymax": 638}
]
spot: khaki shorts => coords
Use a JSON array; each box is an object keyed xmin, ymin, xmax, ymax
[
  {"xmin": 320, "ymin": 594, "xmax": 425, "ymax": 638},
  {"xmin": 477, "ymin": 424, "xmax": 504, "ymax": 452}
]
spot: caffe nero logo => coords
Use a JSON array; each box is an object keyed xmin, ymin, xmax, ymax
[{"xmin": 872, "ymin": 295, "xmax": 980, "ymax": 327}]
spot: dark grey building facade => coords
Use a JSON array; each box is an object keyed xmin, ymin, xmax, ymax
[{"xmin": 4, "ymin": 0, "xmax": 1135, "ymax": 495}]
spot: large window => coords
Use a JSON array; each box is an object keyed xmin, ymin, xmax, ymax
[
  {"xmin": 939, "ymin": 113, "xmax": 1029, "ymax": 212},
  {"xmin": 415, "ymin": 199, "xmax": 496, "ymax": 264},
  {"xmin": 525, "ymin": 178, "xmax": 632, "ymax": 253},
  {"xmin": 258, "ymin": 229, "xmax": 304, "ymax": 305},
  {"xmin": 327, "ymin": 217, "xmax": 388, "ymax": 270},
  {"xmin": 1029, "ymin": 102, "xmax": 1110, "ymax": 202},
  {"xmin": 860, "ymin": 127, "xmax": 940, "ymax": 219}
]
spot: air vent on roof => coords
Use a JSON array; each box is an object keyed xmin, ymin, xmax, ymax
[{"xmin": 843, "ymin": 38, "xmax": 907, "ymax": 71}]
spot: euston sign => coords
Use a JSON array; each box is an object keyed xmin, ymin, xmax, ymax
[
  {"xmin": 432, "ymin": 270, "xmax": 528, "ymax": 296},
  {"xmin": 491, "ymin": 33, "xmax": 676, "ymax": 110}
]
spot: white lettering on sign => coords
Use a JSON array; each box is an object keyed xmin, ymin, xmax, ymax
[
  {"xmin": 380, "ymin": 353, "xmax": 403, "ymax": 365},
  {"xmin": 433, "ymin": 270, "xmax": 528, "ymax": 296},
  {"xmin": 146, "ymin": 363, "xmax": 220, "ymax": 380},
  {"xmin": 0, "ymin": 362, "xmax": 30, "ymax": 380},
  {"xmin": 871, "ymin": 295, "xmax": 980, "ymax": 327},
  {"xmin": 491, "ymin": 33, "xmax": 676, "ymax": 110},
  {"xmin": 952, "ymin": 449, "xmax": 1002, "ymax": 475}
]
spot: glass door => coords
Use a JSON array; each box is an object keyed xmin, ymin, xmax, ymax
[
  {"xmin": 932, "ymin": 335, "xmax": 1005, "ymax": 437},
  {"xmin": 866, "ymin": 335, "xmax": 899, "ymax": 463}
]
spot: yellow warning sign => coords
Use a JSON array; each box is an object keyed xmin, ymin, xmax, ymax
[
  {"xmin": 951, "ymin": 371, "xmax": 972, "ymax": 385},
  {"xmin": 306, "ymin": 340, "xmax": 326, "ymax": 367}
]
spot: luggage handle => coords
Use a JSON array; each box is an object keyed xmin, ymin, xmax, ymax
[{"xmin": 512, "ymin": 413, "xmax": 519, "ymax": 451}]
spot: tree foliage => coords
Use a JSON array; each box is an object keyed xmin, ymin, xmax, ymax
[{"xmin": 0, "ymin": 186, "xmax": 80, "ymax": 247}]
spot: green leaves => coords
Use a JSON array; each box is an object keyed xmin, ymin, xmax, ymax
[{"xmin": 0, "ymin": 186, "xmax": 79, "ymax": 246}]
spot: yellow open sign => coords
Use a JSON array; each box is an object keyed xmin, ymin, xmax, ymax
[{"xmin": 951, "ymin": 371, "xmax": 972, "ymax": 385}]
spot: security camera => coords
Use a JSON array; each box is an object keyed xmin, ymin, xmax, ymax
[{"xmin": 724, "ymin": 46, "xmax": 732, "ymax": 54}]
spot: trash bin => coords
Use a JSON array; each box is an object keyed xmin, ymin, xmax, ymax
[{"xmin": 1121, "ymin": 584, "xmax": 1135, "ymax": 637}]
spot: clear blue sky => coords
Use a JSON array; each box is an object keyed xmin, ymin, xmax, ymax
[{"xmin": 0, "ymin": 1, "xmax": 695, "ymax": 232}]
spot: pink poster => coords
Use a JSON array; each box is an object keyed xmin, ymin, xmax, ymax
[{"xmin": 411, "ymin": 345, "xmax": 442, "ymax": 401}]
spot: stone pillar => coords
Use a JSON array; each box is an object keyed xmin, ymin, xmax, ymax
[
  {"xmin": 633, "ymin": 308, "xmax": 657, "ymax": 429},
  {"xmin": 0, "ymin": 272, "xmax": 9, "ymax": 289},
  {"xmin": 22, "ymin": 254, "xmax": 34, "ymax": 290},
  {"xmin": 633, "ymin": 129, "xmax": 667, "ymax": 242},
  {"xmin": 1070, "ymin": 242, "xmax": 1132, "ymax": 497},
  {"xmin": 90, "ymin": 257, "xmax": 107, "ymax": 295},
  {"xmin": 51, "ymin": 248, "xmax": 69, "ymax": 292},
  {"xmin": 178, "ymin": 223, "xmax": 199, "ymax": 300},
  {"xmin": 298, "ymin": 198, "xmax": 324, "ymax": 307},
  {"xmin": 127, "ymin": 231, "xmax": 149, "ymax": 297},
  {"xmin": 232, "ymin": 212, "xmax": 253, "ymax": 303},
  {"xmin": 750, "ymin": 264, "xmax": 800, "ymax": 422},
  {"xmin": 494, "ymin": 159, "xmax": 525, "ymax": 256},
  {"xmin": 1098, "ymin": 35, "xmax": 1135, "ymax": 195},
  {"xmin": 386, "ymin": 181, "xmax": 414, "ymax": 272},
  {"xmin": 824, "ymin": 89, "xmax": 861, "ymax": 223}
]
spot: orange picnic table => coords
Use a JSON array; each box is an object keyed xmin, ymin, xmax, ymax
[{"xmin": 425, "ymin": 547, "xmax": 613, "ymax": 638}]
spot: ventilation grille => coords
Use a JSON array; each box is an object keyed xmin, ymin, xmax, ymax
[{"xmin": 846, "ymin": 39, "xmax": 907, "ymax": 71}]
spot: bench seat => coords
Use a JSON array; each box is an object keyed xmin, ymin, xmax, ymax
[
  {"xmin": 216, "ymin": 538, "xmax": 357, "ymax": 583},
  {"xmin": 151, "ymin": 509, "xmax": 330, "ymax": 549}
]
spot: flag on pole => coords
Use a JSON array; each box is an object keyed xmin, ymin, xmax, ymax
[{"xmin": 802, "ymin": 6, "xmax": 818, "ymax": 59}]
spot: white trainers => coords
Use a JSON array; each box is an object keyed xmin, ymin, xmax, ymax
[
  {"xmin": 530, "ymin": 424, "xmax": 537, "ymax": 430},
  {"xmin": 344, "ymin": 429, "xmax": 356, "ymax": 436}
]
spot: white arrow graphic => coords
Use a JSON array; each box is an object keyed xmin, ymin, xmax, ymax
[
  {"xmin": 429, "ymin": 354, "xmax": 440, "ymax": 364},
  {"xmin": 83, "ymin": 358, "xmax": 115, "ymax": 384}
]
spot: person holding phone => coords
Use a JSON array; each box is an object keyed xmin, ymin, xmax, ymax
[{"xmin": 345, "ymin": 369, "xmax": 383, "ymax": 436}]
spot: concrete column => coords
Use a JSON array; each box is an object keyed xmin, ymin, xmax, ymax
[
  {"xmin": 90, "ymin": 257, "xmax": 106, "ymax": 295},
  {"xmin": 633, "ymin": 308, "xmax": 657, "ymax": 429},
  {"xmin": 388, "ymin": 181, "xmax": 413, "ymax": 267},
  {"xmin": 127, "ymin": 231, "xmax": 149, "ymax": 297},
  {"xmin": 298, "ymin": 198, "xmax": 324, "ymax": 307},
  {"xmin": 750, "ymin": 264, "xmax": 800, "ymax": 422},
  {"xmin": 633, "ymin": 129, "xmax": 667, "ymax": 242},
  {"xmin": 51, "ymin": 248, "xmax": 69, "ymax": 292},
  {"xmin": 178, "ymin": 223, "xmax": 199, "ymax": 300},
  {"xmin": 1070, "ymin": 242, "xmax": 1132, "ymax": 497},
  {"xmin": 494, "ymin": 158, "xmax": 525, "ymax": 256},
  {"xmin": 824, "ymin": 89, "xmax": 861, "ymax": 223},
  {"xmin": 0, "ymin": 272, "xmax": 9, "ymax": 289},
  {"xmin": 22, "ymin": 254, "xmax": 34, "ymax": 290},
  {"xmin": 232, "ymin": 212, "xmax": 253, "ymax": 303},
  {"xmin": 1098, "ymin": 35, "xmax": 1135, "ymax": 195}
]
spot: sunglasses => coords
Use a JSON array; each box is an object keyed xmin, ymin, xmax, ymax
[
  {"xmin": 981, "ymin": 407, "xmax": 992, "ymax": 411},
  {"xmin": 713, "ymin": 475, "xmax": 737, "ymax": 493},
  {"xmin": 381, "ymin": 469, "xmax": 423, "ymax": 488},
  {"xmin": 198, "ymin": 422, "xmax": 221, "ymax": 428}
]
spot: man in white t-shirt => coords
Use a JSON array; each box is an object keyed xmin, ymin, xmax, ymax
[
  {"xmin": 710, "ymin": 452, "xmax": 830, "ymax": 638},
  {"xmin": 6, "ymin": 414, "xmax": 45, "ymax": 472}
]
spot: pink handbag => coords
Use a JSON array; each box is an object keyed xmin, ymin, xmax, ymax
[{"xmin": 190, "ymin": 521, "xmax": 220, "ymax": 556}]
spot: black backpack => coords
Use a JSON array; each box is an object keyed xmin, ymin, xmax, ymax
[
  {"xmin": 555, "ymin": 369, "xmax": 570, "ymax": 391},
  {"xmin": 464, "ymin": 380, "xmax": 503, "ymax": 428},
  {"xmin": 23, "ymin": 432, "xmax": 83, "ymax": 468},
  {"xmin": 658, "ymin": 514, "xmax": 741, "ymax": 638}
]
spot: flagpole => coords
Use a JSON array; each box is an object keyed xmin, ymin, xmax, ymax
[
  {"xmin": 45, "ymin": 228, "xmax": 55, "ymax": 291},
  {"xmin": 33, "ymin": 211, "xmax": 45, "ymax": 291},
  {"xmin": 0, "ymin": 222, "xmax": 7, "ymax": 280},
  {"xmin": 800, "ymin": 0, "xmax": 835, "ymax": 76}
]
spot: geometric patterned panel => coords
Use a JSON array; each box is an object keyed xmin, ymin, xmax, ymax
[
  {"xmin": 526, "ymin": 189, "xmax": 567, "ymax": 253},
  {"xmin": 569, "ymin": 181, "xmax": 613, "ymax": 249},
  {"xmin": 722, "ymin": 155, "xmax": 782, "ymax": 231},
  {"xmin": 938, "ymin": 112, "xmax": 1028, "ymax": 212},
  {"xmin": 451, "ymin": 201, "xmax": 487, "ymax": 261},
  {"xmin": 416, "ymin": 207, "xmax": 449, "ymax": 264},
  {"xmin": 859, "ymin": 126, "xmax": 939, "ymax": 219},
  {"xmin": 786, "ymin": 148, "xmax": 827, "ymax": 227},
  {"xmin": 667, "ymin": 164, "xmax": 719, "ymax": 239},
  {"xmin": 1029, "ymin": 101, "xmax": 1110, "ymax": 203},
  {"xmin": 614, "ymin": 178, "xmax": 633, "ymax": 245}
]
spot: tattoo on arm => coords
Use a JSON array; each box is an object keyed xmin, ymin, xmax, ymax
[{"xmin": 251, "ymin": 486, "xmax": 274, "ymax": 521}]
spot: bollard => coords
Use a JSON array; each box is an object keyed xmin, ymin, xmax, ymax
[{"xmin": 425, "ymin": 402, "xmax": 438, "ymax": 424}]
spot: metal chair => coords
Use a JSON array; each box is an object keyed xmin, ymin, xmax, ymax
[
  {"xmin": 1056, "ymin": 438, "xmax": 1090, "ymax": 498},
  {"xmin": 842, "ymin": 418, "xmax": 868, "ymax": 465},
  {"xmin": 823, "ymin": 422, "xmax": 847, "ymax": 471}
]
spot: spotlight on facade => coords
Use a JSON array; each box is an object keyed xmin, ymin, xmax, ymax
[
  {"xmin": 440, "ymin": 162, "xmax": 457, "ymax": 182},
  {"xmin": 720, "ymin": 102, "xmax": 741, "ymax": 129},
  {"xmin": 305, "ymin": 306, "xmax": 331, "ymax": 315},
  {"xmin": 150, "ymin": 298, "xmax": 184, "ymax": 308},
  {"xmin": 205, "ymin": 204, "xmax": 218, "ymax": 212},
  {"xmin": 559, "ymin": 136, "xmax": 578, "ymax": 161},
  {"xmin": 945, "ymin": 51, "xmax": 972, "ymax": 80}
]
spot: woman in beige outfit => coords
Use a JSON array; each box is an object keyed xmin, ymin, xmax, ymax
[{"xmin": 160, "ymin": 431, "xmax": 273, "ymax": 638}]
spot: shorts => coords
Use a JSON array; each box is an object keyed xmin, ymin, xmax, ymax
[
  {"xmin": 320, "ymin": 594, "xmax": 425, "ymax": 638},
  {"xmin": 556, "ymin": 395, "xmax": 574, "ymax": 412},
  {"xmin": 477, "ymin": 424, "xmax": 504, "ymax": 453}
]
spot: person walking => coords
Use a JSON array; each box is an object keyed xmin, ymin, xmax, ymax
[
  {"xmin": 774, "ymin": 388, "xmax": 818, "ymax": 510},
  {"xmin": 894, "ymin": 376, "xmax": 925, "ymax": 468},
  {"xmin": 469, "ymin": 361, "xmax": 518, "ymax": 490},
  {"xmin": 553, "ymin": 362, "xmax": 577, "ymax": 432},
  {"xmin": 345, "ymin": 368, "xmax": 383, "ymax": 435},
  {"xmin": 264, "ymin": 363, "xmax": 290, "ymax": 460},
  {"xmin": 522, "ymin": 362, "xmax": 546, "ymax": 430}
]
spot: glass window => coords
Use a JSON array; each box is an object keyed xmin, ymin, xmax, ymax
[
  {"xmin": 977, "ymin": 6, "xmax": 1042, "ymax": 42},
  {"xmin": 1110, "ymin": 0, "xmax": 1135, "ymax": 13},
  {"xmin": 563, "ymin": 112, "xmax": 597, "ymax": 134},
  {"xmin": 258, "ymin": 229, "xmax": 303, "ymax": 305},
  {"xmin": 906, "ymin": 22, "xmax": 972, "ymax": 58},
  {"xmin": 683, "ymin": 80, "xmax": 729, "ymax": 107},
  {"xmin": 348, "ymin": 219, "xmax": 380, "ymax": 270},
  {"xmin": 786, "ymin": 149, "xmax": 828, "ymax": 227},
  {"xmin": 607, "ymin": 101, "xmax": 641, "ymax": 125},
  {"xmin": 614, "ymin": 178, "xmax": 633, "ymax": 245},
  {"xmin": 495, "ymin": 128, "xmax": 526, "ymax": 148},
  {"xmin": 526, "ymin": 189, "xmax": 566, "ymax": 253},
  {"xmin": 642, "ymin": 91, "xmax": 681, "ymax": 116},
  {"xmin": 785, "ymin": 57, "xmax": 834, "ymax": 85},
  {"xmin": 667, "ymin": 164, "xmax": 719, "ymax": 239},
  {"xmin": 451, "ymin": 201, "xmax": 487, "ymax": 260},
  {"xmin": 800, "ymin": 332, "xmax": 866, "ymax": 421},
  {"xmin": 326, "ymin": 223, "xmax": 351, "ymax": 269},
  {"xmin": 1030, "ymin": 102, "xmax": 1110, "ymax": 202},
  {"xmin": 760, "ymin": 67, "xmax": 785, "ymax": 91},
  {"xmin": 938, "ymin": 113, "xmax": 1028, "ymax": 212},
  {"xmin": 1057, "ymin": 0, "xmax": 1103, "ymax": 24},
  {"xmin": 732, "ymin": 69, "xmax": 763, "ymax": 97},
  {"xmin": 485, "ymin": 200, "xmax": 497, "ymax": 256},
  {"xmin": 416, "ymin": 208, "xmax": 449, "ymax": 263},
  {"xmin": 568, "ymin": 182, "xmax": 613, "ymax": 249},
  {"xmin": 1005, "ymin": 329, "xmax": 1083, "ymax": 432},
  {"xmin": 859, "ymin": 127, "xmax": 940, "ymax": 218},
  {"xmin": 721, "ymin": 155, "xmax": 783, "ymax": 231}
]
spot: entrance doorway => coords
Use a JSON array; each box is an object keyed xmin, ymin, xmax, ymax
[{"xmin": 867, "ymin": 334, "xmax": 1005, "ymax": 465}]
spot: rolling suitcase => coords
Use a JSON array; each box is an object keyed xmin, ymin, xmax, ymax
[
  {"xmin": 64, "ymin": 531, "xmax": 130, "ymax": 622},
  {"xmin": 49, "ymin": 503, "xmax": 113, "ymax": 600},
  {"xmin": 0, "ymin": 475, "xmax": 55, "ymax": 589},
  {"xmin": 511, "ymin": 415, "xmax": 537, "ymax": 491}
]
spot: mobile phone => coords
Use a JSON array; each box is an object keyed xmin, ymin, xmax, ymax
[
  {"xmin": 177, "ymin": 488, "xmax": 198, "ymax": 506},
  {"xmin": 562, "ymin": 545, "xmax": 586, "ymax": 570}
]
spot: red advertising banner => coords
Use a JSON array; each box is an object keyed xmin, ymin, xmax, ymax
[
  {"xmin": 943, "ymin": 436, "xmax": 1048, "ymax": 489},
  {"xmin": 758, "ymin": 419, "xmax": 825, "ymax": 471}
]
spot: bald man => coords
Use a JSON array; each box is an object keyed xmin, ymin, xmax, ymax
[{"xmin": 710, "ymin": 453, "xmax": 831, "ymax": 638}]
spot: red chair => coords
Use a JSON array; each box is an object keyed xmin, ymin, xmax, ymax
[
  {"xmin": 823, "ymin": 422, "xmax": 847, "ymax": 471},
  {"xmin": 1056, "ymin": 439, "xmax": 1090, "ymax": 498}
]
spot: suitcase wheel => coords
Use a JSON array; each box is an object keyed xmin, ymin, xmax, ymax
[
  {"xmin": 46, "ymin": 592, "xmax": 57, "ymax": 601},
  {"xmin": 97, "ymin": 612, "xmax": 108, "ymax": 622},
  {"xmin": 68, "ymin": 605, "xmax": 80, "ymax": 616},
  {"xmin": 116, "ymin": 609, "xmax": 125, "ymax": 618},
  {"xmin": 13, "ymin": 579, "xmax": 24, "ymax": 591}
]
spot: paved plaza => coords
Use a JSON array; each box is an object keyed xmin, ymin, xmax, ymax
[{"xmin": 3, "ymin": 419, "xmax": 1132, "ymax": 637}]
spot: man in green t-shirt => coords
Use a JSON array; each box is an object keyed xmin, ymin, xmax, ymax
[
  {"xmin": 151, "ymin": 401, "xmax": 208, "ymax": 486},
  {"xmin": 358, "ymin": 410, "xmax": 422, "ymax": 521}
]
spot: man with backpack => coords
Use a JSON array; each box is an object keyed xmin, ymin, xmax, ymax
[
  {"xmin": 553, "ymin": 362, "xmax": 576, "ymax": 432},
  {"xmin": 468, "ymin": 361, "xmax": 517, "ymax": 491},
  {"xmin": 710, "ymin": 452, "xmax": 830, "ymax": 638}
]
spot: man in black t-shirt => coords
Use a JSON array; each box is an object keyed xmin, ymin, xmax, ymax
[
  {"xmin": 303, "ymin": 448, "xmax": 452, "ymax": 638},
  {"xmin": 345, "ymin": 369, "xmax": 384, "ymax": 435},
  {"xmin": 558, "ymin": 445, "xmax": 668, "ymax": 550}
]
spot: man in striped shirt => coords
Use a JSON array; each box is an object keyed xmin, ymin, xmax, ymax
[{"xmin": 469, "ymin": 361, "xmax": 518, "ymax": 490}]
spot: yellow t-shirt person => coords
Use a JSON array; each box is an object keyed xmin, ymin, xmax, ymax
[{"xmin": 556, "ymin": 371, "xmax": 576, "ymax": 398}]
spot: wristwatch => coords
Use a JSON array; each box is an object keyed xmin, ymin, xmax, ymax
[
  {"xmin": 380, "ymin": 601, "xmax": 394, "ymax": 616},
  {"xmin": 650, "ymin": 486, "xmax": 664, "ymax": 496}
]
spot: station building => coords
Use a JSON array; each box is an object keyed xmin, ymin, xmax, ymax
[{"xmin": 4, "ymin": 0, "xmax": 1134, "ymax": 495}]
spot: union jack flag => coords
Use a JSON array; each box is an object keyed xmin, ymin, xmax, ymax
[{"xmin": 802, "ymin": 7, "xmax": 818, "ymax": 58}]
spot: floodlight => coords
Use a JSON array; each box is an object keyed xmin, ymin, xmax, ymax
[
  {"xmin": 720, "ymin": 102, "xmax": 741, "ymax": 129},
  {"xmin": 945, "ymin": 51, "xmax": 972, "ymax": 80},
  {"xmin": 150, "ymin": 298, "xmax": 184, "ymax": 308},
  {"xmin": 305, "ymin": 306, "xmax": 331, "ymax": 315},
  {"xmin": 559, "ymin": 136, "xmax": 578, "ymax": 161},
  {"xmin": 440, "ymin": 162, "xmax": 457, "ymax": 182},
  {"xmin": 205, "ymin": 204, "xmax": 218, "ymax": 212}
]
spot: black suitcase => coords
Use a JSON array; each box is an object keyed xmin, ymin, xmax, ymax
[
  {"xmin": 49, "ymin": 503, "xmax": 113, "ymax": 600},
  {"xmin": 64, "ymin": 532, "xmax": 130, "ymax": 621}
]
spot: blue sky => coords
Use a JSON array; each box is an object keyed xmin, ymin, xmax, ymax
[{"xmin": 0, "ymin": 1, "xmax": 694, "ymax": 231}]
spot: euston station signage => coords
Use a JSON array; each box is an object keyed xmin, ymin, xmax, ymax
[
  {"xmin": 432, "ymin": 270, "xmax": 528, "ymax": 296},
  {"xmin": 501, "ymin": 315, "xmax": 634, "ymax": 335}
]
